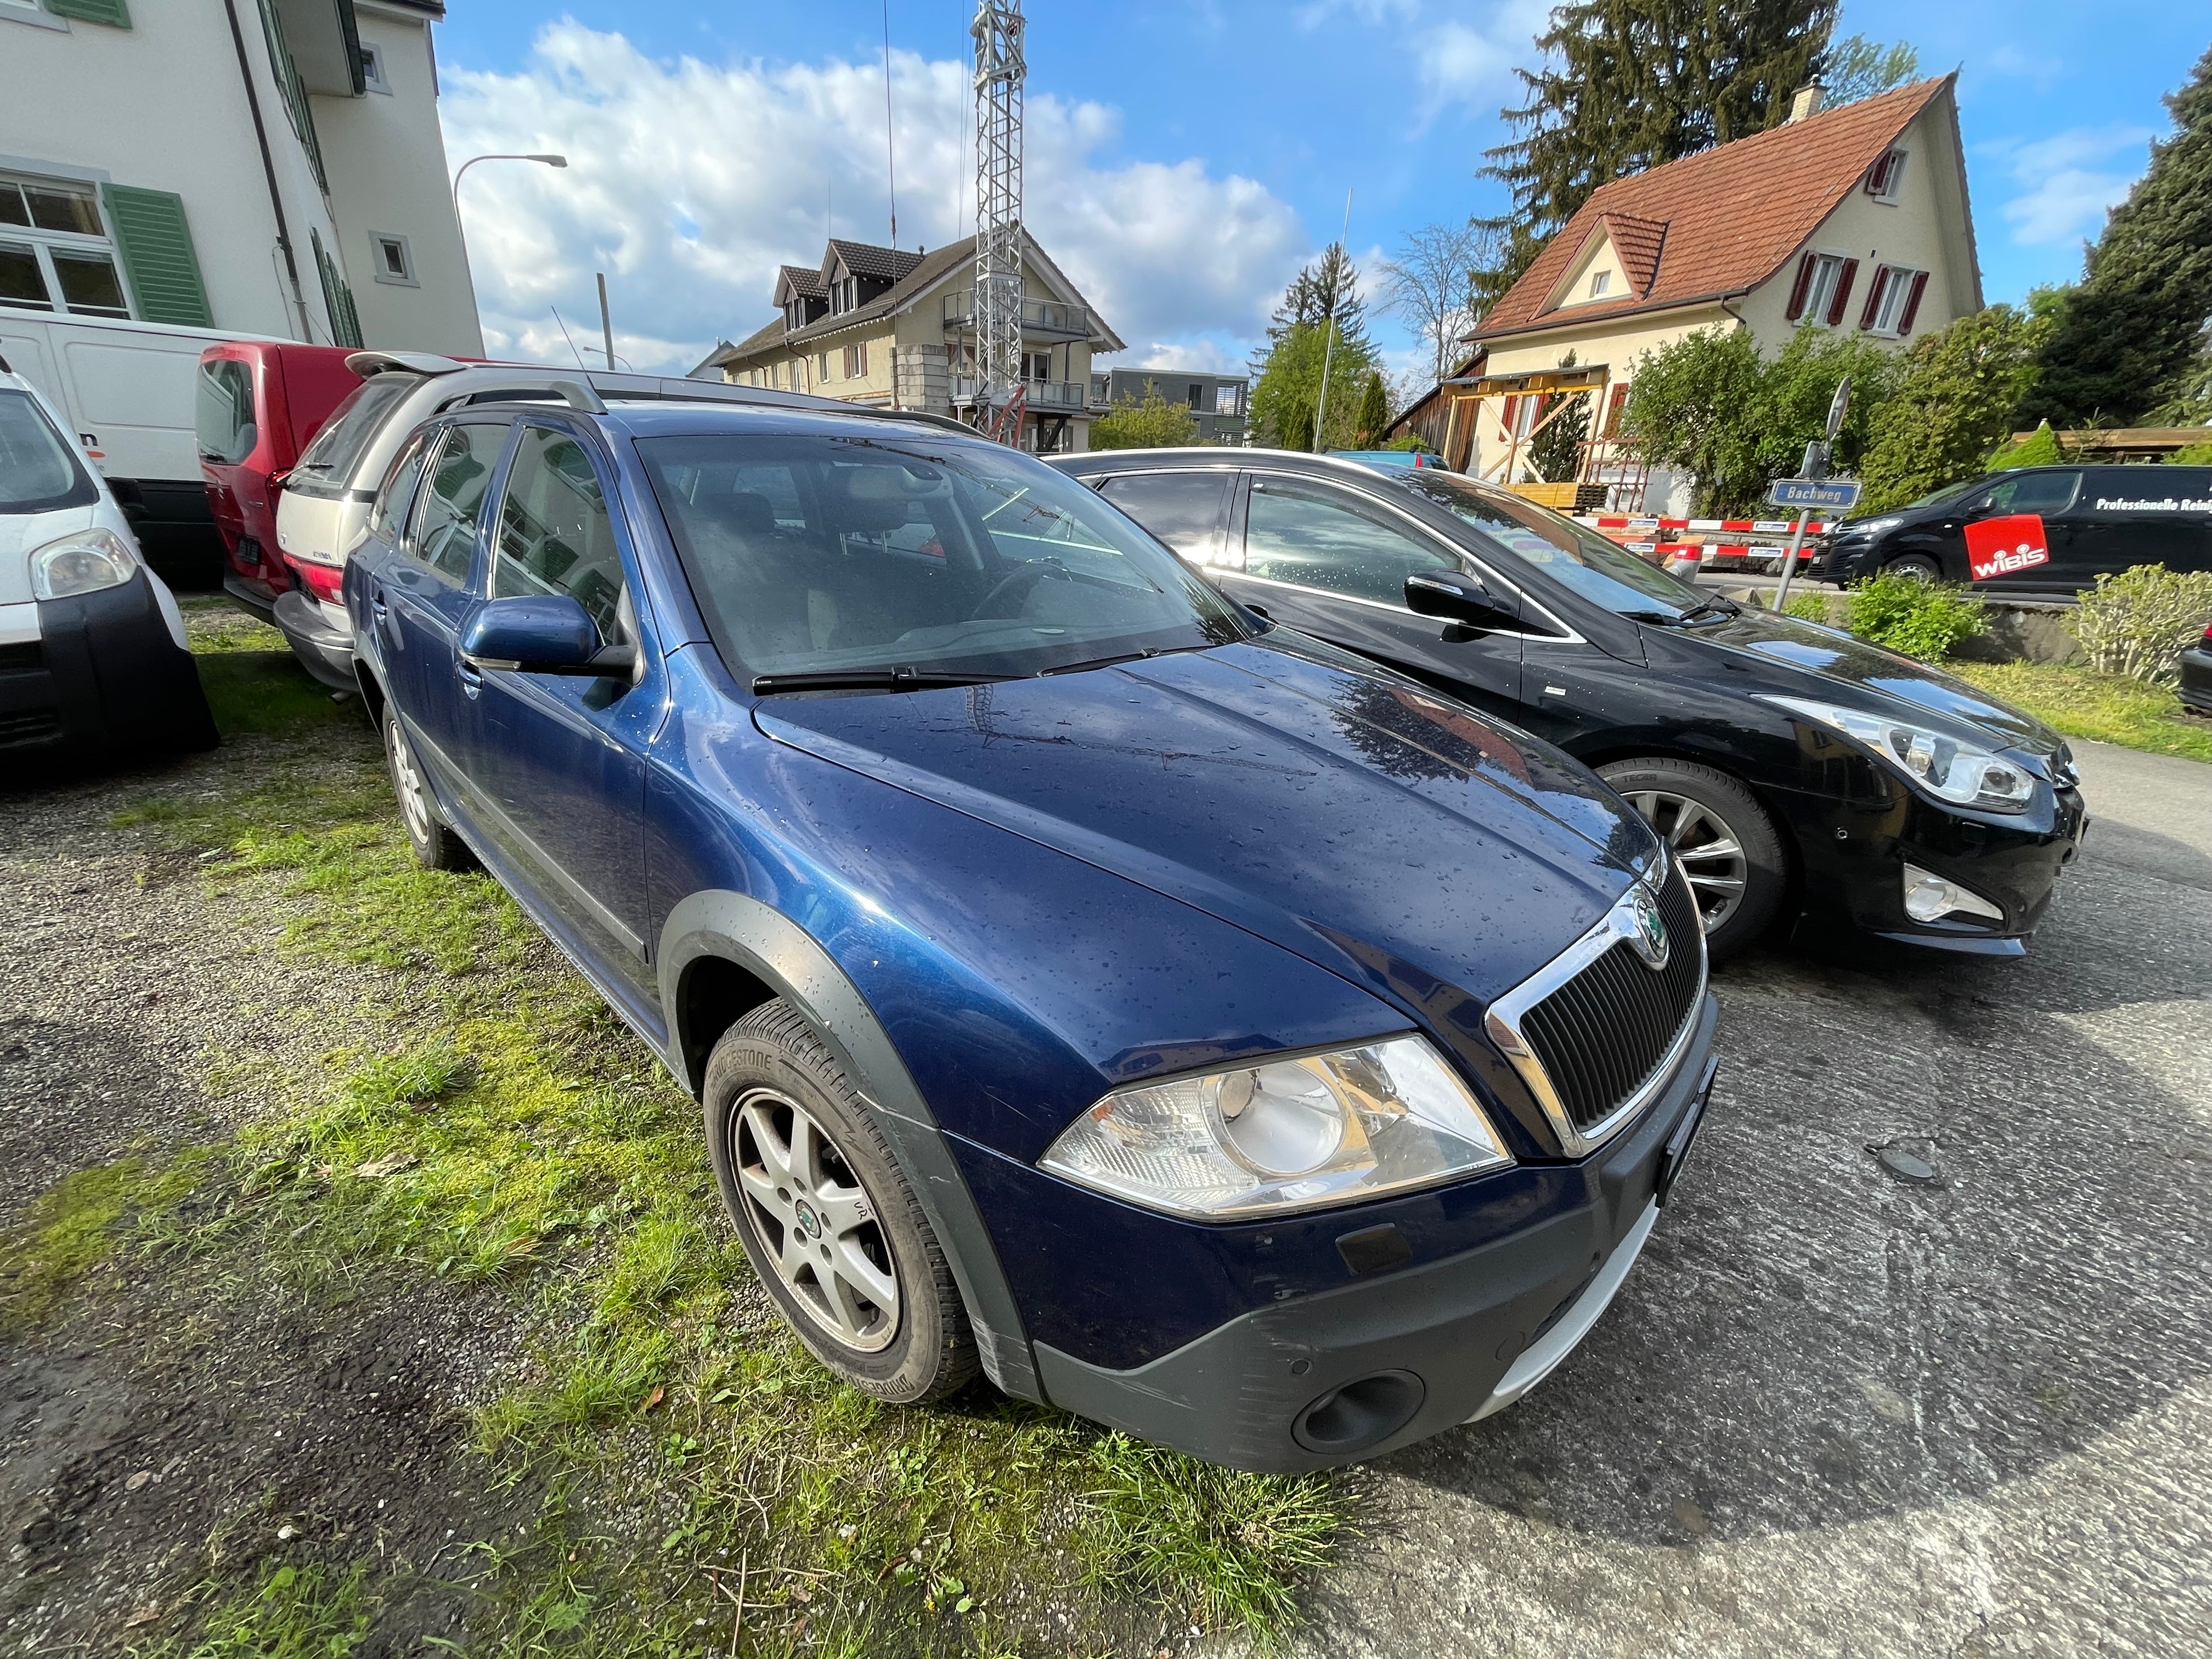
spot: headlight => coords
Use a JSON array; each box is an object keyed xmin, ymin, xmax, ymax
[
  {"xmin": 1038, "ymin": 1035, "xmax": 1513, "ymax": 1220},
  {"xmin": 31, "ymin": 527, "xmax": 139, "ymax": 600},
  {"xmin": 1846, "ymin": 515, "xmax": 1905, "ymax": 537},
  {"xmin": 1761, "ymin": 695, "xmax": 2034, "ymax": 812}
]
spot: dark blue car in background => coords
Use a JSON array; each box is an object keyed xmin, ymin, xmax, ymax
[{"xmin": 344, "ymin": 391, "xmax": 1718, "ymax": 1470}]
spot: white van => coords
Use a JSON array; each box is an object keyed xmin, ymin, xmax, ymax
[{"xmin": 0, "ymin": 309, "xmax": 279, "ymax": 581}]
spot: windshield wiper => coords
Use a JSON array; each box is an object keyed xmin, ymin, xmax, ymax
[
  {"xmin": 1036, "ymin": 644, "xmax": 1211, "ymax": 676},
  {"xmin": 1624, "ymin": 597, "xmax": 1737, "ymax": 626},
  {"xmin": 751, "ymin": 667, "xmax": 1014, "ymax": 695}
]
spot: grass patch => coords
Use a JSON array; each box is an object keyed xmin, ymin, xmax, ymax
[
  {"xmin": 0, "ymin": 1155, "xmax": 209, "ymax": 1330},
  {"xmin": 1951, "ymin": 662, "xmax": 2212, "ymax": 766},
  {"xmin": 184, "ymin": 606, "xmax": 356, "ymax": 741},
  {"xmin": 58, "ymin": 624, "xmax": 1355, "ymax": 1654},
  {"xmin": 134, "ymin": 1561, "xmax": 375, "ymax": 1659}
]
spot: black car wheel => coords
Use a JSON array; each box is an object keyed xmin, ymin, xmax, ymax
[
  {"xmin": 1881, "ymin": 552, "xmax": 1944, "ymax": 582},
  {"xmin": 705, "ymin": 1000, "xmax": 978, "ymax": 1404},
  {"xmin": 381, "ymin": 703, "xmax": 473, "ymax": 871},
  {"xmin": 1598, "ymin": 758, "xmax": 1785, "ymax": 962}
]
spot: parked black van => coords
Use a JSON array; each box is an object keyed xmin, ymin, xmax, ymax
[{"xmin": 1816, "ymin": 464, "xmax": 2212, "ymax": 590}]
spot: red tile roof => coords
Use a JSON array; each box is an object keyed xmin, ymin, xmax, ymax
[{"xmin": 1473, "ymin": 77, "xmax": 1954, "ymax": 342}]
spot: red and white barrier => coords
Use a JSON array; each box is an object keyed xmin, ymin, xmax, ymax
[{"xmin": 1573, "ymin": 515, "xmax": 1832, "ymax": 572}]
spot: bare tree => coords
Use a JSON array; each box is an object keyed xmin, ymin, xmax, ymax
[{"xmin": 1379, "ymin": 219, "xmax": 1502, "ymax": 385}]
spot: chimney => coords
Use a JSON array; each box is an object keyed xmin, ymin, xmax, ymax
[{"xmin": 1787, "ymin": 84, "xmax": 1824, "ymax": 123}]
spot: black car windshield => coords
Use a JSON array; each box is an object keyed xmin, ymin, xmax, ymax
[
  {"xmin": 639, "ymin": 432, "xmax": 1251, "ymax": 684},
  {"xmin": 1389, "ymin": 469, "xmax": 1704, "ymax": 618},
  {"xmin": 0, "ymin": 388, "xmax": 98, "ymax": 515},
  {"xmin": 1898, "ymin": 476, "xmax": 1989, "ymax": 511}
]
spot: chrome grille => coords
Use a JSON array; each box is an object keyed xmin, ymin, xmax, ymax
[{"xmin": 1485, "ymin": 857, "xmax": 1708, "ymax": 1155}]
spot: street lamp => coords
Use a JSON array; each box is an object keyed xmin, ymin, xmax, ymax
[{"xmin": 451, "ymin": 154, "xmax": 568, "ymax": 342}]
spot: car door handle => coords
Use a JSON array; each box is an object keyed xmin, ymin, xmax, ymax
[{"xmin": 459, "ymin": 661, "xmax": 483, "ymax": 700}]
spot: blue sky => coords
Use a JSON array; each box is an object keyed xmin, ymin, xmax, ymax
[{"xmin": 430, "ymin": 2, "xmax": 2208, "ymax": 380}]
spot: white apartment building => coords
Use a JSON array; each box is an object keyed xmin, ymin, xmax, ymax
[{"xmin": 0, "ymin": 0, "xmax": 481, "ymax": 356}]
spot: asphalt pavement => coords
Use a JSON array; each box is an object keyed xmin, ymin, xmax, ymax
[{"xmin": 1282, "ymin": 740, "xmax": 2212, "ymax": 1659}]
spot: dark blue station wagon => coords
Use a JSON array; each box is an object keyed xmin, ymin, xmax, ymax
[{"xmin": 345, "ymin": 392, "xmax": 1719, "ymax": 1471}]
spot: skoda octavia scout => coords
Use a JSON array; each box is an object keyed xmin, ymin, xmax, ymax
[{"xmin": 346, "ymin": 394, "xmax": 1718, "ymax": 1471}]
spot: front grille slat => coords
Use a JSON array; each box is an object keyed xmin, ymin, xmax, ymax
[{"xmin": 1515, "ymin": 868, "xmax": 1706, "ymax": 1136}]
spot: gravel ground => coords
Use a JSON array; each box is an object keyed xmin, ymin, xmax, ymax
[{"xmin": 1283, "ymin": 738, "xmax": 2212, "ymax": 1659}]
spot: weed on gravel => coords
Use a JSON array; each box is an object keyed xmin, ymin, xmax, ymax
[{"xmin": 7, "ymin": 614, "xmax": 1347, "ymax": 1657}]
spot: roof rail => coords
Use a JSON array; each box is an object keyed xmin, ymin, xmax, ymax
[{"xmin": 549, "ymin": 378, "xmax": 608, "ymax": 414}]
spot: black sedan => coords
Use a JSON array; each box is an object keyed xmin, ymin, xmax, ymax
[{"xmin": 1051, "ymin": 449, "xmax": 2088, "ymax": 961}]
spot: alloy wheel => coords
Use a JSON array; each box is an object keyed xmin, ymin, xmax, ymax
[
  {"xmin": 731, "ymin": 1088, "xmax": 901, "ymax": 1352},
  {"xmin": 1622, "ymin": 789, "xmax": 1748, "ymax": 934},
  {"xmin": 386, "ymin": 713, "xmax": 435, "ymax": 844}
]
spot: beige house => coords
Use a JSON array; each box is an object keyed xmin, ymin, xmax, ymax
[
  {"xmin": 692, "ymin": 230, "xmax": 1124, "ymax": 453},
  {"xmin": 1452, "ymin": 77, "xmax": 1981, "ymax": 510}
]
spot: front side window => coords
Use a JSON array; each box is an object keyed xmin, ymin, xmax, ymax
[
  {"xmin": 195, "ymin": 358, "xmax": 257, "ymax": 466},
  {"xmin": 291, "ymin": 374, "xmax": 413, "ymax": 493},
  {"xmin": 1392, "ymin": 470, "xmax": 1704, "ymax": 619},
  {"xmin": 1976, "ymin": 471, "xmax": 2080, "ymax": 517},
  {"xmin": 493, "ymin": 426, "xmax": 630, "ymax": 643},
  {"xmin": 0, "ymin": 174, "xmax": 129, "ymax": 319},
  {"xmin": 1097, "ymin": 471, "xmax": 1231, "ymax": 565},
  {"xmin": 0, "ymin": 388, "xmax": 97, "ymax": 515},
  {"xmin": 639, "ymin": 433, "xmax": 1248, "ymax": 683},
  {"xmin": 1243, "ymin": 476, "xmax": 1458, "ymax": 606},
  {"xmin": 407, "ymin": 423, "xmax": 507, "ymax": 582}
]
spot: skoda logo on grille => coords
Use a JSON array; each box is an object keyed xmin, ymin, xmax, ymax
[{"xmin": 1627, "ymin": 885, "xmax": 1670, "ymax": 970}]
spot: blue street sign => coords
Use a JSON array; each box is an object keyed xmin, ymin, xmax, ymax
[{"xmin": 1769, "ymin": 477, "xmax": 1863, "ymax": 511}]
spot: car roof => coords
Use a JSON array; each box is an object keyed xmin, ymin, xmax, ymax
[
  {"xmin": 1053, "ymin": 447, "xmax": 1418, "ymax": 487},
  {"xmin": 589, "ymin": 399, "xmax": 993, "ymax": 443}
]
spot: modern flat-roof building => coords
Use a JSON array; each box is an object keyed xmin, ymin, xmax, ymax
[{"xmin": 1088, "ymin": 367, "xmax": 1249, "ymax": 445}]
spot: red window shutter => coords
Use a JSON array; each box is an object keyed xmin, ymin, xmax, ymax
[
  {"xmin": 1897, "ymin": 270, "xmax": 1930, "ymax": 336},
  {"xmin": 1865, "ymin": 153, "xmax": 1890, "ymax": 196},
  {"xmin": 1784, "ymin": 253, "xmax": 1815, "ymax": 321},
  {"xmin": 1859, "ymin": 266, "xmax": 1889, "ymax": 331},
  {"xmin": 1826, "ymin": 258, "xmax": 1859, "ymax": 327},
  {"xmin": 1605, "ymin": 382, "xmax": 1628, "ymax": 436}
]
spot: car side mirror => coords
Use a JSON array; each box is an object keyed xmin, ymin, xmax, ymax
[
  {"xmin": 1404, "ymin": 570, "xmax": 1521, "ymax": 633},
  {"xmin": 462, "ymin": 595, "xmax": 630, "ymax": 676}
]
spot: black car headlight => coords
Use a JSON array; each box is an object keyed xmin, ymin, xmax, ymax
[
  {"xmin": 1039, "ymin": 1035, "xmax": 1513, "ymax": 1219},
  {"xmin": 1762, "ymin": 695, "xmax": 2034, "ymax": 812}
]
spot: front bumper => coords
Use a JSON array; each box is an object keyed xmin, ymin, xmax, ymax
[
  {"xmin": 1012, "ymin": 996, "xmax": 1719, "ymax": 1472},
  {"xmin": 0, "ymin": 572, "xmax": 216, "ymax": 758},
  {"xmin": 1769, "ymin": 772, "xmax": 2086, "ymax": 955},
  {"xmin": 273, "ymin": 588, "xmax": 358, "ymax": 692}
]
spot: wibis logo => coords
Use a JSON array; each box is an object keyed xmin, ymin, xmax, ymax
[{"xmin": 1965, "ymin": 514, "xmax": 2052, "ymax": 581}]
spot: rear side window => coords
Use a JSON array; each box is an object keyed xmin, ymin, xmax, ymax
[
  {"xmin": 1097, "ymin": 471, "xmax": 1231, "ymax": 565},
  {"xmin": 367, "ymin": 430, "xmax": 430, "ymax": 545},
  {"xmin": 492, "ymin": 426, "xmax": 630, "ymax": 643},
  {"xmin": 1976, "ymin": 471, "xmax": 2079, "ymax": 516},
  {"xmin": 0, "ymin": 388, "xmax": 97, "ymax": 515},
  {"xmin": 195, "ymin": 358, "xmax": 256, "ymax": 465},
  {"xmin": 407, "ymin": 423, "xmax": 506, "ymax": 583},
  {"xmin": 291, "ymin": 374, "xmax": 411, "ymax": 491}
]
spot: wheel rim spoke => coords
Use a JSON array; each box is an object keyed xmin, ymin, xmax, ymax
[
  {"xmin": 732, "ymin": 1088, "xmax": 900, "ymax": 1354},
  {"xmin": 1618, "ymin": 786, "xmax": 1750, "ymax": 934},
  {"xmin": 1678, "ymin": 837, "xmax": 1741, "ymax": 862}
]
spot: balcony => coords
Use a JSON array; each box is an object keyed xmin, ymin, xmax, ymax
[
  {"xmin": 952, "ymin": 376, "xmax": 1093, "ymax": 411},
  {"xmin": 941, "ymin": 291, "xmax": 1092, "ymax": 340}
]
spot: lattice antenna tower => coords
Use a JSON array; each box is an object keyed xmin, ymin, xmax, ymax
[{"xmin": 970, "ymin": 0, "xmax": 1024, "ymax": 441}]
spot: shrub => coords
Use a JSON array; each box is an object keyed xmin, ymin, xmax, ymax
[
  {"xmin": 2066, "ymin": 563, "xmax": 2212, "ymax": 684},
  {"xmin": 1844, "ymin": 573, "xmax": 1985, "ymax": 661},
  {"xmin": 2170, "ymin": 439, "xmax": 2212, "ymax": 464},
  {"xmin": 1090, "ymin": 381, "xmax": 1200, "ymax": 450},
  {"xmin": 1987, "ymin": 420, "xmax": 2065, "ymax": 469}
]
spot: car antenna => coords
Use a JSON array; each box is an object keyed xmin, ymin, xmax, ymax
[{"xmin": 549, "ymin": 305, "xmax": 589, "ymax": 370}]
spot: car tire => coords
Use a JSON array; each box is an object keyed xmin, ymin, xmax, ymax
[
  {"xmin": 1596, "ymin": 758, "xmax": 1787, "ymax": 963},
  {"xmin": 1881, "ymin": 552, "xmax": 1944, "ymax": 582},
  {"xmin": 704, "ymin": 1000, "xmax": 979, "ymax": 1405},
  {"xmin": 381, "ymin": 702, "xmax": 473, "ymax": 871}
]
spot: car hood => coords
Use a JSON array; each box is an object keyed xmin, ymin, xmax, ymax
[
  {"xmin": 1676, "ymin": 606, "xmax": 2062, "ymax": 758},
  {"xmin": 0, "ymin": 505, "xmax": 96, "ymax": 606},
  {"xmin": 754, "ymin": 636, "xmax": 1658, "ymax": 1019}
]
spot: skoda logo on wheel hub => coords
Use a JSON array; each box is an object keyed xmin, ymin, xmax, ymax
[
  {"xmin": 1627, "ymin": 885, "xmax": 1670, "ymax": 969},
  {"xmin": 794, "ymin": 1199, "xmax": 823, "ymax": 1239}
]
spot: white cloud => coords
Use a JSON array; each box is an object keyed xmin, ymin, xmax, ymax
[
  {"xmin": 1294, "ymin": 0, "xmax": 1419, "ymax": 28},
  {"xmin": 438, "ymin": 23, "xmax": 1308, "ymax": 375},
  {"xmin": 1988, "ymin": 124, "xmax": 2152, "ymax": 247},
  {"xmin": 1415, "ymin": 0, "xmax": 1550, "ymax": 122}
]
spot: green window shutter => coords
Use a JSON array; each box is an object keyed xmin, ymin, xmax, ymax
[
  {"xmin": 99, "ymin": 184, "xmax": 212, "ymax": 326},
  {"xmin": 311, "ymin": 229, "xmax": 363, "ymax": 349},
  {"xmin": 47, "ymin": 0, "xmax": 133, "ymax": 26},
  {"xmin": 255, "ymin": 0, "xmax": 328, "ymax": 193}
]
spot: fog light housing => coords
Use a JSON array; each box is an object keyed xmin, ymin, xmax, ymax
[{"xmin": 1903, "ymin": 862, "xmax": 2005, "ymax": 924}]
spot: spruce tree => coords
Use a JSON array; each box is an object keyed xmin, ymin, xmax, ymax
[
  {"xmin": 1261, "ymin": 244, "xmax": 1371, "ymax": 354},
  {"xmin": 2019, "ymin": 43, "xmax": 2212, "ymax": 428},
  {"xmin": 1356, "ymin": 371, "xmax": 1390, "ymax": 445},
  {"xmin": 1477, "ymin": 1, "xmax": 1839, "ymax": 306}
]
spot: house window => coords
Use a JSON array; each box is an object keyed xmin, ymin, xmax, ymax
[
  {"xmin": 1866, "ymin": 148, "xmax": 1908, "ymax": 202},
  {"xmin": 1021, "ymin": 350, "xmax": 1052, "ymax": 383},
  {"xmin": 358, "ymin": 41, "xmax": 390, "ymax": 92},
  {"xmin": 843, "ymin": 342, "xmax": 868, "ymax": 380},
  {"xmin": 1589, "ymin": 269, "xmax": 1611, "ymax": 297},
  {"xmin": 369, "ymin": 231, "xmax": 416, "ymax": 287},
  {"xmin": 1785, "ymin": 251, "xmax": 1859, "ymax": 328},
  {"xmin": 0, "ymin": 173, "xmax": 130, "ymax": 318},
  {"xmin": 816, "ymin": 352, "xmax": 830, "ymax": 381},
  {"xmin": 1861, "ymin": 264, "xmax": 1930, "ymax": 337},
  {"xmin": 1187, "ymin": 382, "xmax": 1204, "ymax": 409}
]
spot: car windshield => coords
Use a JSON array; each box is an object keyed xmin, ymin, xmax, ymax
[
  {"xmin": 638, "ymin": 432, "xmax": 1252, "ymax": 685},
  {"xmin": 0, "ymin": 388, "xmax": 96, "ymax": 515},
  {"xmin": 1389, "ymin": 470, "xmax": 1705, "ymax": 618},
  {"xmin": 1899, "ymin": 476, "xmax": 1989, "ymax": 511},
  {"xmin": 292, "ymin": 373, "xmax": 410, "ymax": 481}
]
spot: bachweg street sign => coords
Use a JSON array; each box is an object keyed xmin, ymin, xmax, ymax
[{"xmin": 1769, "ymin": 477, "xmax": 1863, "ymax": 511}]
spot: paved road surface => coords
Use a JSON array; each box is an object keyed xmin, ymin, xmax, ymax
[{"xmin": 1284, "ymin": 740, "xmax": 2212, "ymax": 1659}]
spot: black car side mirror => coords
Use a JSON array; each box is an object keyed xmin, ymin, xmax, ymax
[
  {"xmin": 1404, "ymin": 571, "xmax": 1522, "ymax": 633},
  {"xmin": 462, "ymin": 595, "xmax": 631, "ymax": 676}
]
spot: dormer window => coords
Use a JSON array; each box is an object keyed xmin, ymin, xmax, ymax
[
  {"xmin": 1589, "ymin": 269, "xmax": 1611, "ymax": 298},
  {"xmin": 1866, "ymin": 148, "xmax": 1908, "ymax": 202}
]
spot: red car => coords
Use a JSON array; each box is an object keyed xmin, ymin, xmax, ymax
[{"xmin": 195, "ymin": 341, "xmax": 362, "ymax": 624}]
